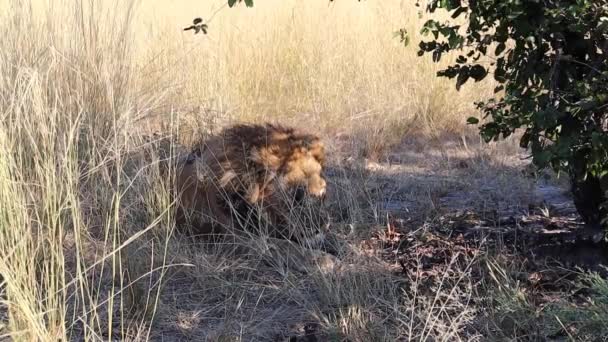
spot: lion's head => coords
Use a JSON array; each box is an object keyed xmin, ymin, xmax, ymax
[
  {"xmin": 175, "ymin": 123, "xmax": 328, "ymax": 239},
  {"xmin": 248, "ymin": 125, "xmax": 326, "ymax": 200}
]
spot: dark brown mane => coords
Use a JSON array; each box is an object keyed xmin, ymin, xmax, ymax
[
  {"xmin": 193, "ymin": 123, "xmax": 323, "ymax": 178},
  {"xmin": 224, "ymin": 123, "xmax": 321, "ymax": 159}
]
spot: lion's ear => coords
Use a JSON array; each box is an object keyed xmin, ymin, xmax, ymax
[
  {"xmin": 306, "ymin": 136, "xmax": 315, "ymax": 145},
  {"xmin": 302, "ymin": 137, "xmax": 322, "ymax": 150},
  {"xmin": 308, "ymin": 141, "xmax": 325, "ymax": 163}
]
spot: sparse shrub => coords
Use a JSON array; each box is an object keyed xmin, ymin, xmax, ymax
[{"xmin": 416, "ymin": 0, "xmax": 608, "ymax": 231}]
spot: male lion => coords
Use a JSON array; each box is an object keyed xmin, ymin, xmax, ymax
[{"xmin": 174, "ymin": 123, "xmax": 327, "ymax": 241}]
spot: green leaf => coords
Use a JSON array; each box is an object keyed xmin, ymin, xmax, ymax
[
  {"xmin": 456, "ymin": 67, "xmax": 470, "ymax": 90},
  {"xmin": 519, "ymin": 131, "xmax": 531, "ymax": 148},
  {"xmin": 469, "ymin": 65, "xmax": 487, "ymax": 81},
  {"xmin": 533, "ymin": 151, "xmax": 552, "ymax": 168},
  {"xmin": 244, "ymin": 0, "xmax": 254, "ymax": 7},
  {"xmin": 451, "ymin": 6, "xmax": 468, "ymax": 19},
  {"xmin": 495, "ymin": 42, "xmax": 506, "ymax": 55},
  {"xmin": 467, "ymin": 117, "xmax": 480, "ymax": 124},
  {"xmin": 394, "ymin": 29, "xmax": 410, "ymax": 47},
  {"xmin": 432, "ymin": 50, "xmax": 442, "ymax": 62},
  {"xmin": 439, "ymin": 0, "xmax": 461, "ymax": 10},
  {"xmin": 421, "ymin": 20, "xmax": 439, "ymax": 37},
  {"xmin": 437, "ymin": 65, "xmax": 461, "ymax": 78},
  {"xmin": 448, "ymin": 32, "xmax": 463, "ymax": 48},
  {"xmin": 228, "ymin": 0, "xmax": 237, "ymax": 7}
]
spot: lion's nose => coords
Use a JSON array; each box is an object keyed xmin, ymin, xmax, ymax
[
  {"xmin": 314, "ymin": 186, "xmax": 327, "ymax": 201},
  {"xmin": 318, "ymin": 179, "xmax": 327, "ymax": 199},
  {"xmin": 318, "ymin": 187, "xmax": 326, "ymax": 198},
  {"xmin": 307, "ymin": 178, "xmax": 327, "ymax": 199}
]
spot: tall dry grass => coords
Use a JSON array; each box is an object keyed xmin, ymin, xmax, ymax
[
  {"xmin": 133, "ymin": 0, "xmax": 490, "ymax": 139},
  {"xmin": 0, "ymin": 0, "xmax": 494, "ymax": 340},
  {"xmin": 0, "ymin": 0, "xmax": 167, "ymax": 340}
]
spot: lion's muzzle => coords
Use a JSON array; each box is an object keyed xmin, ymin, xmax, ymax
[{"xmin": 307, "ymin": 176, "xmax": 327, "ymax": 199}]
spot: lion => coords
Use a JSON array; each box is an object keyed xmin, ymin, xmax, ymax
[{"xmin": 174, "ymin": 123, "xmax": 328, "ymax": 241}]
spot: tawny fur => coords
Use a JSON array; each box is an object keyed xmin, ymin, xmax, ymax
[{"xmin": 174, "ymin": 123, "xmax": 327, "ymax": 238}]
